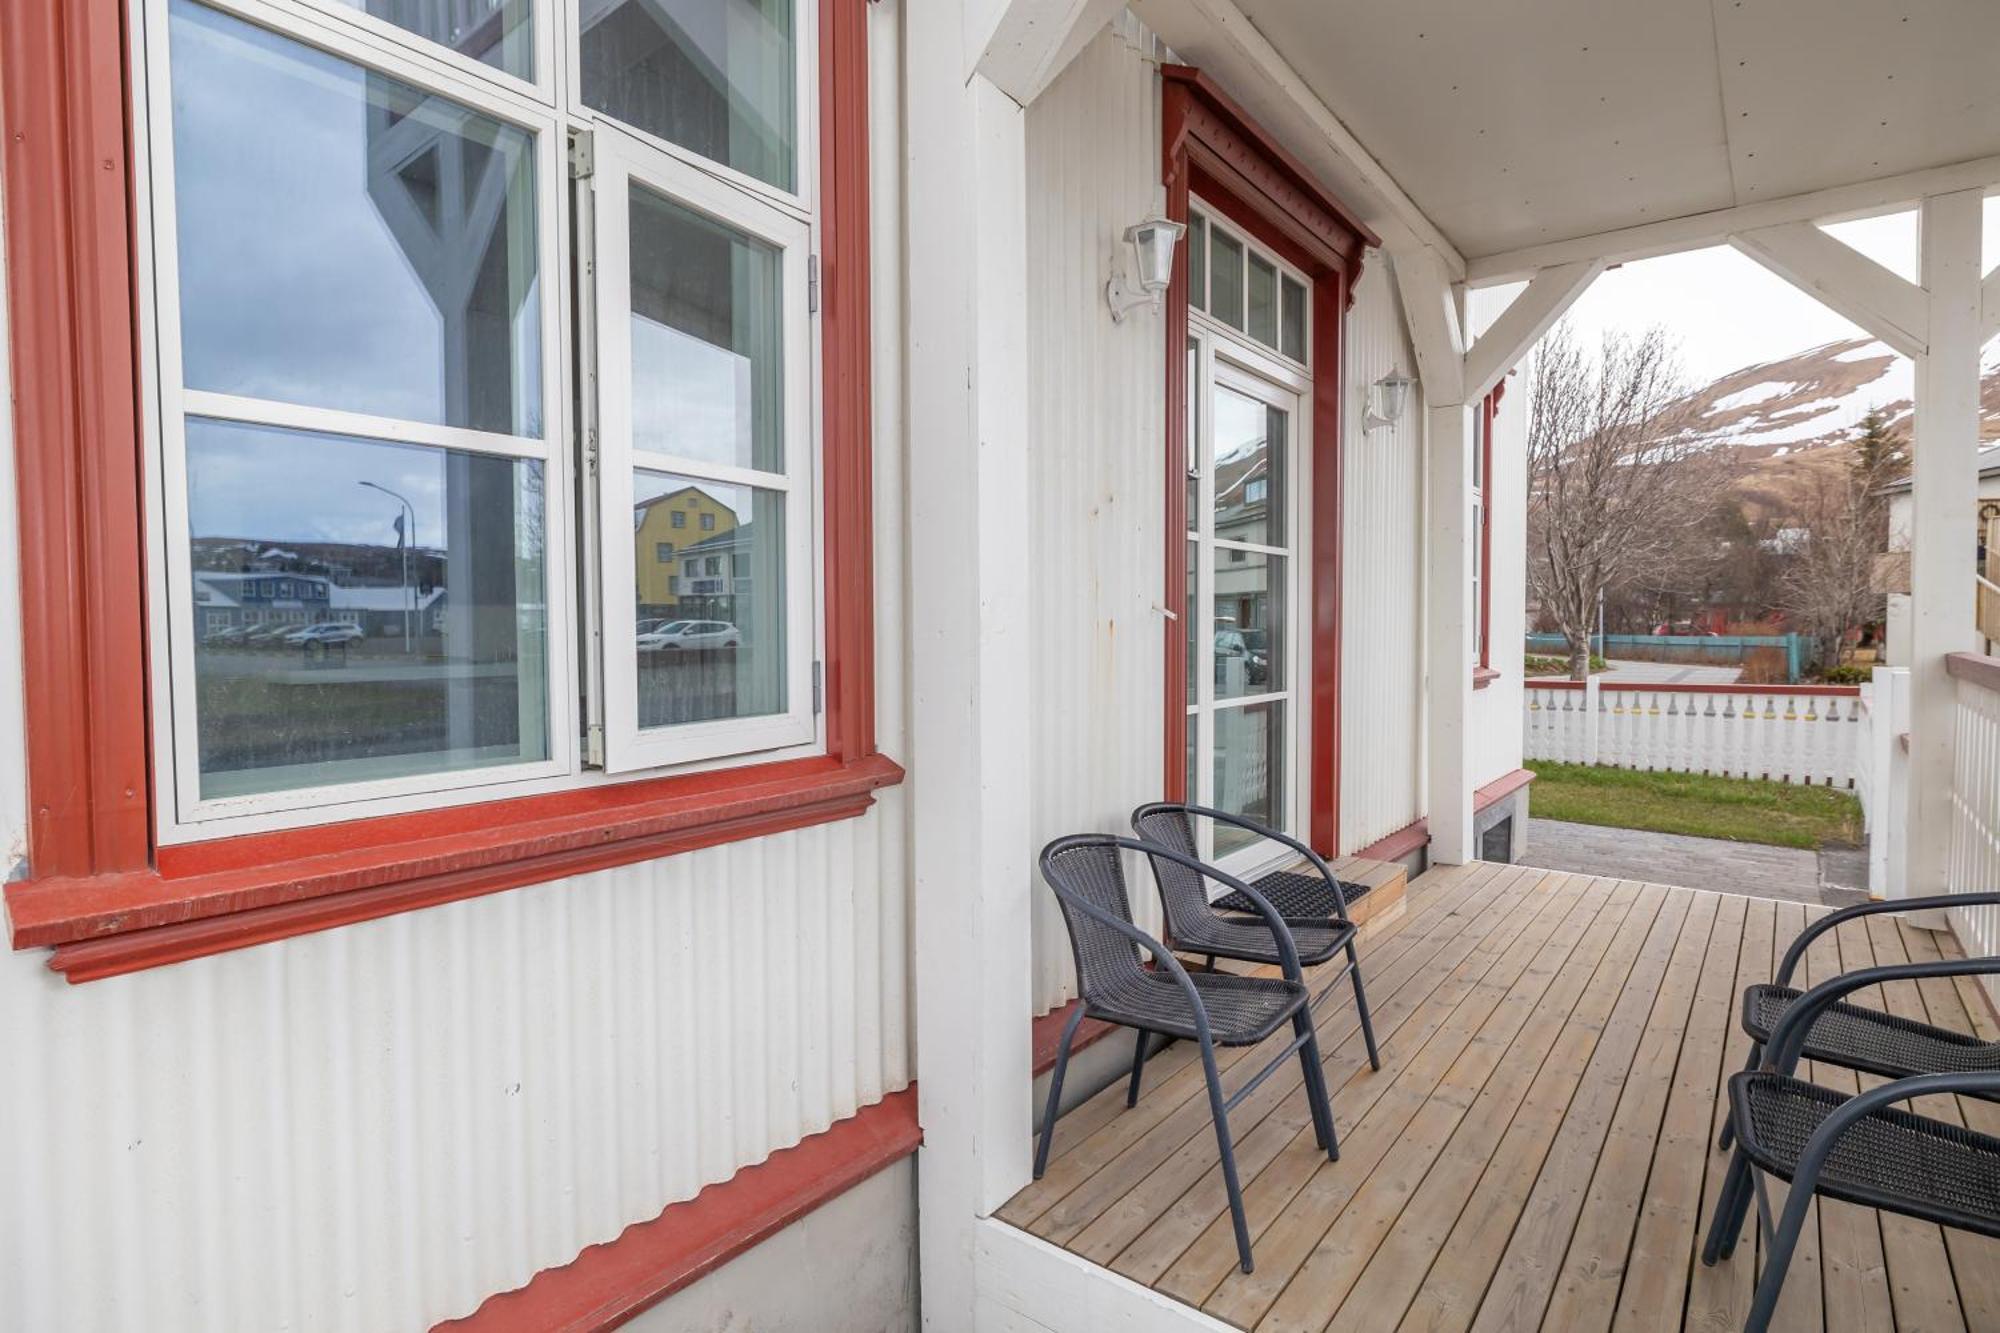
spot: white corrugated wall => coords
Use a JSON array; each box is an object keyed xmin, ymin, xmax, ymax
[
  {"xmin": 1338, "ymin": 263, "xmax": 1426, "ymax": 851},
  {"xmin": 1023, "ymin": 17, "xmax": 1173, "ymax": 1016},
  {"xmin": 0, "ymin": 6, "xmax": 914, "ymax": 1328}
]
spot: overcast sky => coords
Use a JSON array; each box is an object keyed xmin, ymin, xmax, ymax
[{"xmin": 1470, "ymin": 198, "xmax": 2000, "ymax": 385}]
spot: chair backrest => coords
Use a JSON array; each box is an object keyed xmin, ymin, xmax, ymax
[
  {"xmin": 1040, "ymin": 836, "xmax": 1151, "ymax": 1003},
  {"xmin": 1131, "ymin": 804, "xmax": 1215, "ymax": 940}
]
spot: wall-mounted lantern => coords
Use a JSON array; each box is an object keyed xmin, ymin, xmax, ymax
[
  {"xmin": 1106, "ymin": 212, "xmax": 1185, "ymax": 322},
  {"xmin": 1363, "ymin": 372, "xmax": 1414, "ymax": 432}
]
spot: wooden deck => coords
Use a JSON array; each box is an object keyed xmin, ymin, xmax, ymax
[{"xmin": 1001, "ymin": 862, "xmax": 2000, "ymax": 1332}]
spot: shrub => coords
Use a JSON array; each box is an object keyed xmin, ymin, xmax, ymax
[{"xmin": 1817, "ymin": 663, "xmax": 1872, "ymax": 685}]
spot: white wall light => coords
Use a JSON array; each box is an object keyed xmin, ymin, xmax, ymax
[
  {"xmin": 1363, "ymin": 372, "xmax": 1414, "ymax": 433},
  {"xmin": 1106, "ymin": 212, "xmax": 1185, "ymax": 322}
]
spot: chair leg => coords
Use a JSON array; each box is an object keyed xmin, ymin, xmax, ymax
[
  {"xmin": 1347, "ymin": 942, "xmax": 1382, "ymax": 1071},
  {"xmin": 1126, "ymin": 1027, "xmax": 1151, "ymax": 1108},
  {"xmin": 1701, "ymin": 1147, "xmax": 1756, "ymax": 1265},
  {"xmin": 1744, "ymin": 1163, "xmax": 1817, "ymax": 1333},
  {"xmin": 1197, "ymin": 1039, "xmax": 1255, "ymax": 1274},
  {"xmin": 1295, "ymin": 1013, "xmax": 1340, "ymax": 1161},
  {"xmin": 1034, "ymin": 1005, "xmax": 1086, "ymax": 1180},
  {"xmin": 1718, "ymin": 1043, "xmax": 1758, "ymax": 1151}
]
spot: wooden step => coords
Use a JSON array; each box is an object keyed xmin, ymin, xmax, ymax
[{"xmin": 1330, "ymin": 854, "xmax": 1408, "ymax": 938}]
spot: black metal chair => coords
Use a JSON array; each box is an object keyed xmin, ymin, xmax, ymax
[
  {"xmin": 1131, "ymin": 802, "xmax": 1381, "ymax": 1074},
  {"xmin": 1715, "ymin": 892, "xmax": 2000, "ymax": 1152},
  {"xmin": 1701, "ymin": 953, "xmax": 2000, "ymax": 1333},
  {"xmin": 1036, "ymin": 834, "xmax": 1339, "ymax": 1274}
]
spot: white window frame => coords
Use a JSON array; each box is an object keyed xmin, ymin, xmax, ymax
[
  {"xmin": 130, "ymin": 0, "xmax": 826, "ymax": 843},
  {"xmin": 1184, "ymin": 200, "xmax": 1313, "ymax": 375}
]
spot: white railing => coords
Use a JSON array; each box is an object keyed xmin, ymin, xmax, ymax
[
  {"xmin": 1946, "ymin": 655, "xmax": 2000, "ymax": 1008},
  {"xmin": 1523, "ymin": 678, "xmax": 1871, "ymax": 788}
]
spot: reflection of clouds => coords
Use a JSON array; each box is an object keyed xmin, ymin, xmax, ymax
[
  {"xmin": 631, "ymin": 315, "xmax": 755, "ymax": 468},
  {"xmin": 169, "ymin": 0, "xmax": 537, "ymax": 430},
  {"xmin": 186, "ymin": 417, "xmax": 537, "ymax": 545}
]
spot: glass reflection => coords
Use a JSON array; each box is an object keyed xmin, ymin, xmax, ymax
[
  {"xmin": 1213, "ymin": 386, "xmax": 1285, "ymax": 547},
  {"xmin": 170, "ymin": 1, "xmax": 542, "ymax": 436},
  {"xmin": 1213, "ymin": 702, "xmax": 1284, "ymax": 856},
  {"xmin": 633, "ymin": 471, "xmax": 786, "ymax": 727},
  {"xmin": 629, "ymin": 188, "xmax": 784, "ymax": 472},
  {"xmin": 1210, "ymin": 230, "xmax": 1244, "ymax": 330},
  {"xmin": 329, "ymin": 0, "xmax": 533, "ymax": 79},
  {"xmin": 1247, "ymin": 254, "xmax": 1277, "ymax": 348},
  {"xmin": 1213, "ymin": 549, "xmax": 1283, "ymax": 700},
  {"xmin": 186, "ymin": 418, "xmax": 548, "ymax": 799},
  {"xmin": 581, "ymin": 0, "xmax": 796, "ymax": 191}
]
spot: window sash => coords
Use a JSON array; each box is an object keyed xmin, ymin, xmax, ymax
[{"xmin": 589, "ymin": 126, "xmax": 819, "ymax": 773}]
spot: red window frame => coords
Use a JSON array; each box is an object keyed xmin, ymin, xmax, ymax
[
  {"xmin": 0, "ymin": 0, "xmax": 897, "ymax": 981},
  {"xmin": 1160, "ymin": 67, "xmax": 1377, "ymax": 859},
  {"xmin": 1473, "ymin": 384, "xmax": 1501, "ymax": 688}
]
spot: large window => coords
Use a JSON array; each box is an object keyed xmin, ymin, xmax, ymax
[{"xmin": 136, "ymin": 0, "xmax": 828, "ymax": 838}]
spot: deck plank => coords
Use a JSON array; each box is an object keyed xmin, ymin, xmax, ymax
[{"xmin": 1811, "ymin": 913, "xmax": 1897, "ymax": 1333}]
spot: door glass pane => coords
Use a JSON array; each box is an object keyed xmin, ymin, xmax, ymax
[
  {"xmin": 186, "ymin": 418, "xmax": 548, "ymax": 799},
  {"xmin": 629, "ymin": 187, "xmax": 785, "ymax": 472},
  {"xmin": 1213, "ymin": 386, "xmax": 1285, "ymax": 547},
  {"xmin": 329, "ymin": 0, "xmax": 533, "ymax": 79},
  {"xmin": 1247, "ymin": 255, "xmax": 1278, "ymax": 348},
  {"xmin": 1213, "ymin": 550, "xmax": 1284, "ymax": 699},
  {"xmin": 1185, "ymin": 337, "xmax": 1201, "ymax": 529},
  {"xmin": 1188, "ymin": 212, "xmax": 1207, "ymax": 312},
  {"xmin": 633, "ymin": 471, "xmax": 786, "ymax": 727},
  {"xmin": 1209, "ymin": 229, "xmax": 1244, "ymax": 329},
  {"xmin": 1186, "ymin": 539, "xmax": 1199, "ymax": 706},
  {"xmin": 169, "ymin": 1, "xmax": 542, "ymax": 436},
  {"xmin": 1280, "ymin": 276, "xmax": 1307, "ymax": 361},
  {"xmin": 1186, "ymin": 715, "xmax": 1199, "ymax": 807},
  {"xmin": 581, "ymin": 0, "xmax": 796, "ymax": 192},
  {"xmin": 1213, "ymin": 702, "xmax": 1284, "ymax": 855}
]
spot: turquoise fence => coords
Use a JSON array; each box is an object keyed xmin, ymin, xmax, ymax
[{"xmin": 1524, "ymin": 632, "xmax": 1807, "ymax": 682}]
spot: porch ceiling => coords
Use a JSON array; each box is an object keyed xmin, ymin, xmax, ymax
[{"xmin": 1219, "ymin": 0, "xmax": 2000, "ymax": 260}]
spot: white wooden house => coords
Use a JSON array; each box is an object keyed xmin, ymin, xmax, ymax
[{"xmin": 0, "ymin": 1, "xmax": 1996, "ymax": 1329}]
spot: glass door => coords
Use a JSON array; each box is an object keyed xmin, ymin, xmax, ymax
[{"xmin": 1185, "ymin": 336, "xmax": 1306, "ymax": 869}]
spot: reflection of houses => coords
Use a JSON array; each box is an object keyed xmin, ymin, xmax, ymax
[
  {"xmin": 1213, "ymin": 446, "xmax": 1273, "ymax": 635},
  {"xmin": 633, "ymin": 484, "xmax": 737, "ymax": 616},
  {"xmin": 193, "ymin": 571, "xmax": 446, "ymax": 638},
  {"xmin": 674, "ymin": 523, "xmax": 756, "ymax": 618}
]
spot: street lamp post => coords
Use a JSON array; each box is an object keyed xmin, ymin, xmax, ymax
[{"xmin": 358, "ymin": 480, "xmax": 416, "ymax": 653}]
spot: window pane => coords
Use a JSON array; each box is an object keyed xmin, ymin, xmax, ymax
[
  {"xmin": 581, "ymin": 0, "xmax": 796, "ymax": 191},
  {"xmin": 186, "ymin": 418, "xmax": 548, "ymax": 799},
  {"xmin": 629, "ymin": 187, "xmax": 785, "ymax": 473},
  {"xmin": 1185, "ymin": 336, "xmax": 1200, "ymax": 529},
  {"xmin": 1213, "ymin": 550, "xmax": 1283, "ymax": 700},
  {"xmin": 634, "ymin": 471, "xmax": 786, "ymax": 727},
  {"xmin": 169, "ymin": 1, "xmax": 542, "ymax": 437},
  {"xmin": 328, "ymin": 0, "xmax": 533, "ymax": 79},
  {"xmin": 1213, "ymin": 386, "xmax": 1285, "ymax": 547},
  {"xmin": 1281, "ymin": 276, "xmax": 1307, "ymax": 361},
  {"xmin": 1186, "ymin": 538, "xmax": 1199, "ymax": 706},
  {"xmin": 1213, "ymin": 701, "xmax": 1284, "ymax": 855},
  {"xmin": 1209, "ymin": 229, "xmax": 1244, "ymax": 329},
  {"xmin": 1188, "ymin": 212, "xmax": 1207, "ymax": 312},
  {"xmin": 1247, "ymin": 254, "xmax": 1277, "ymax": 347}
]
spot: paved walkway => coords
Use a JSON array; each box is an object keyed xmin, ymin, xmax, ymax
[
  {"xmin": 1521, "ymin": 817, "xmax": 1869, "ymax": 907},
  {"xmin": 1596, "ymin": 658, "xmax": 1743, "ymax": 685}
]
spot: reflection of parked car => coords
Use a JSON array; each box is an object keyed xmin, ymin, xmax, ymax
[
  {"xmin": 1241, "ymin": 627, "xmax": 1270, "ymax": 686},
  {"xmin": 637, "ymin": 619, "xmax": 740, "ymax": 652},
  {"xmin": 284, "ymin": 622, "xmax": 365, "ymax": 647},
  {"xmin": 244, "ymin": 623, "xmax": 296, "ymax": 646},
  {"xmin": 202, "ymin": 624, "xmax": 246, "ymax": 646}
]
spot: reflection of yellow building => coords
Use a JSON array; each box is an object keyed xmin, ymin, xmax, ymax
[{"xmin": 635, "ymin": 485, "xmax": 737, "ymax": 613}]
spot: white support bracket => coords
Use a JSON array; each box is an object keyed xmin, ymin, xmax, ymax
[
  {"xmin": 1393, "ymin": 249, "xmax": 1601, "ymax": 407},
  {"xmin": 1729, "ymin": 222, "xmax": 1928, "ymax": 359},
  {"xmin": 1463, "ymin": 260, "xmax": 1603, "ymax": 403},
  {"xmin": 1392, "ymin": 246, "xmax": 1467, "ymax": 406},
  {"xmin": 970, "ymin": 0, "xmax": 1126, "ymax": 106}
]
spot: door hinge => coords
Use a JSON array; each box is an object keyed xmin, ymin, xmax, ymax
[
  {"xmin": 568, "ymin": 130, "xmax": 594, "ymax": 180},
  {"xmin": 808, "ymin": 254, "xmax": 820, "ymax": 314},
  {"xmin": 585, "ymin": 720, "xmax": 605, "ymax": 767},
  {"xmin": 812, "ymin": 660, "xmax": 824, "ymax": 714}
]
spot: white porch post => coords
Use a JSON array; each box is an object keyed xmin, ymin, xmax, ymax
[
  {"xmin": 1425, "ymin": 398, "xmax": 1478, "ymax": 863},
  {"xmin": 1906, "ymin": 188, "xmax": 1987, "ymax": 896},
  {"xmin": 905, "ymin": 1, "xmax": 1035, "ymax": 1326}
]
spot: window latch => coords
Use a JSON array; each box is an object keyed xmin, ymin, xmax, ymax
[
  {"xmin": 568, "ymin": 130, "xmax": 594, "ymax": 180},
  {"xmin": 812, "ymin": 660, "xmax": 824, "ymax": 715},
  {"xmin": 808, "ymin": 254, "xmax": 820, "ymax": 314}
]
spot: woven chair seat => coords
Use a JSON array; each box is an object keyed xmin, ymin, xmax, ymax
[
  {"xmin": 1731, "ymin": 1072, "xmax": 2000, "ymax": 1239},
  {"xmin": 1087, "ymin": 969, "xmax": 1309, "ymax": 1045},
  {"xmin": 1213, "ymin": 868, "xmax": 1371, "ymax": 924},
  {"xmin": 1171, "ymin": 913, "xmax": 1353, "ymax": 968},
  {"xmin": 1743, "ymin": 984, "xmax": 2000, "ymax": 1086}
]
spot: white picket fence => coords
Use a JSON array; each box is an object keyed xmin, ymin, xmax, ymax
[{"xmin": 1523, "ymin": 678, "xmax": 1872, "ymax": 789}]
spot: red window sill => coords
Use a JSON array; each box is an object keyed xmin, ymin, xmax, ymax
[
  {"xmin": 6, "ymin": 751, "xmax": 903, "ymax": 982},
  {"xmin": 1472, "ymin": 666, "xmax": 1501, "ymax": 690}
]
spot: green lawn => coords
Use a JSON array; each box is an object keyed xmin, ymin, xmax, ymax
[{"xmin": 1525, "ymin": 760, "xmax": 1863, "ymax": 850}]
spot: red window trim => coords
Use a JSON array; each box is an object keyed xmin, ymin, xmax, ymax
[
  {"xmin": 1473, "ymin": 385, "xmax": 1499, "ymax": 687},
  {"xmin": 0, "ymin": 0, "xmax": 897, "ymax": 978},
  {"xmin": 1161, "ymin": 66, "xmax": 1377, "ymax": 859}
]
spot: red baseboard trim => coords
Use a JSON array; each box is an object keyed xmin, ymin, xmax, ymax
[
  {"xmin": 1031, "ymin": 999, "xmax": 1120, "ymax": 1076},
  {"xmin": 1474, "ymin": 767, "xmax": 1536, "ymax": 814},
  {"xmin": 436, "ymin": 1087, "xmax": 921, "ymax": 1333},
  {"xmin": 1355, "ymin": 819, "xmax": 1429, "ymax": 864}
]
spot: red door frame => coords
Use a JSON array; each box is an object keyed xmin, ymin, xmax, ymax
[{"xmin": 1160, "ymin": 67, "xmax": 1377, "ymax": 858}]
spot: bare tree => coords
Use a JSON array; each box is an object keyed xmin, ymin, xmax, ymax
[
  {"xmin": 1525, "ymin": 321, "xmax": 1726, "ymax": 678},
  {"xmin": 1778, "ymin": 409, "xmax": 1900, "ymax": 669}
]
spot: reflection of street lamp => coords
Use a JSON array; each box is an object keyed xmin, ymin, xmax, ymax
[{"xmin": 358, "ymin": 480, "xmax": 416, "ymax": 652}]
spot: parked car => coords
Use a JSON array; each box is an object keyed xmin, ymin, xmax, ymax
[
  {"xmin": 284, "ymin": 622, "xmax": 365, "ymax": 647},
  {"xmin": 201, "ymin": 624, "xmax": 246, "ymax": 646},
  {"xmin": 637, "ymin": 619, "xmax": 740, "ymax": 652},
  {"xmin": 243, "ymin": 623, "xmax": 296, "ymax": 646}
]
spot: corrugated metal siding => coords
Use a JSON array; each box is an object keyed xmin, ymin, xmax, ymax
[
  {"xmin": 1023, "ymin": 17, "xmax": 1170, "ymax": 1015},
  {"xmin": 1339, "ymin": 264, "xmax": 1425, "ymax": 851}
]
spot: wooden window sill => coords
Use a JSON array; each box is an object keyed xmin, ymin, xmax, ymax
[
  {"xmin": 1472, "ymin": 666, "xmax": 1501, "ymax": 690},
  {"xmin": 6, "ymin": 752, "xmax": 903, "ymax": 982}
]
